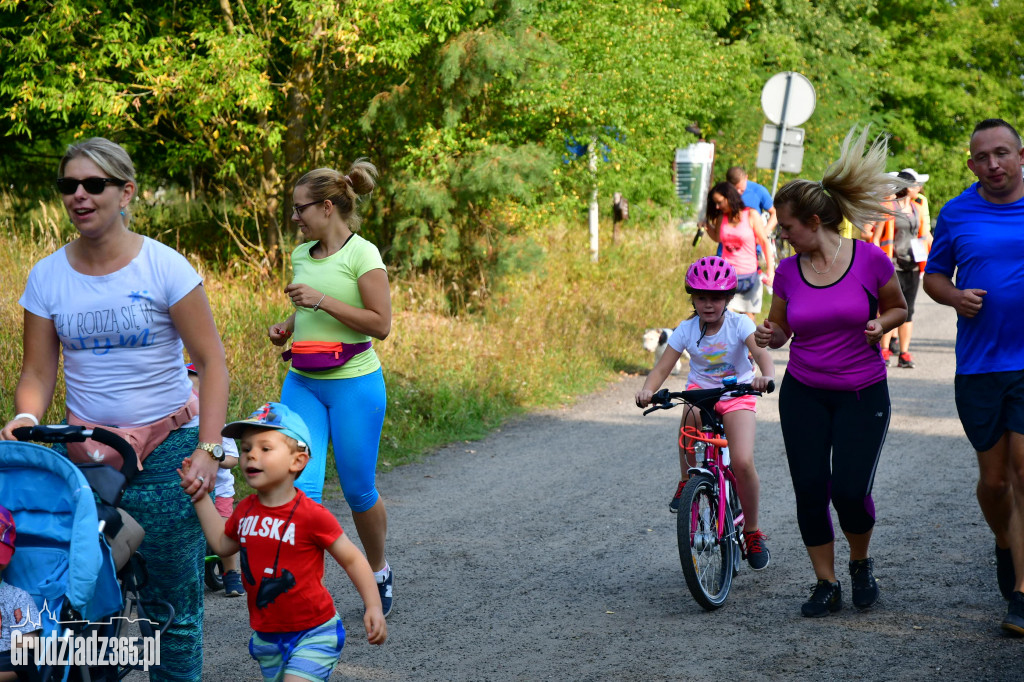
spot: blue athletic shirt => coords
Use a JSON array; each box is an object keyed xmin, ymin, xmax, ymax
[
  {"xmin": 926, "ymin": 183, "xmax": 1024, "ymax": 374},
  {"xmin": 741, "ymin": 180, "xmax": 773, "ymax": 214}
]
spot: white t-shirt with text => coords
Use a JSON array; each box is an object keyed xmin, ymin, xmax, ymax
[{"xmin": 20, "ymin": 237, "xmax": 201, "ymax": 426}]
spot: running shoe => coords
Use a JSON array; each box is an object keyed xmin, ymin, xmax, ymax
[
  {"xmin": 377, "ymin": 566, "xmax": 394, "ymax": 618},
  {"xmin": 801, "ymin": 579, "xmax": 842, "ymax": 618},
  {"xmin": 996, "ymin": 544, "xmax": 1016, "ymax": 600},
  {"xmin": 898, "ymin": 352, "xmax": 915, "ymax": 368},
  {"xmin": 849, "ymin": 558, "xmax": 879, "ymax": 609},
  {"xmin": 881, "ymin": 349, "xmax": 892, "ymax": 367},
  {"xmin": 669, "ymin": 480, "xmax": 686, "ymax": 513},
  {"xmin": 889, "ymin": 337, "xmax": 899, "ymax": 355},
  {"xmin": 1002, "ymin": 592, "xmax": 1024, "ymax": 636},
  {"xmin": 744, "ymin": 529, "xmax": 771, "ymax": 571},
  {"xmin": 222, "ymin": 569, "xmax": 244, "ymax": 598}
]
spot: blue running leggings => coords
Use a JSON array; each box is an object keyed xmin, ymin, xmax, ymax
[
  {"xmin": 778, "ymin": 374, "xmax": 891, "ymax": 547},
  {"xmin": 281, "ymin": 368, "xmax": 387, "ymax": 510}
]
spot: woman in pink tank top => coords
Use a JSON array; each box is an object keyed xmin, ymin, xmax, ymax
[{"xmin": 705, "ymin": 182, "xmax": 775, "ymax": 320}]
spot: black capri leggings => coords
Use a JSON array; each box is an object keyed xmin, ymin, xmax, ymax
[
  {"xmin": 778, "ymin": 374, "xmax": 891, "ymax": 547},
  {"xmin": 896, "ymin": 268, "xmax": 920, "ymax": 322}
]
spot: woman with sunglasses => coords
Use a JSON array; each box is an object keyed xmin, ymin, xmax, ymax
[
  {"xmin": 1, "ymin": 137, "xmax": 229, "ymax": 681},
  {"xmin": 267, "ymin": 161, "xmax": 394, "ymax": 617}
]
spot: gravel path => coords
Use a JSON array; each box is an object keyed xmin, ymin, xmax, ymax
[{"xmin": 202, "ymin": 293, "xmax": 1022, "ymax": 680}]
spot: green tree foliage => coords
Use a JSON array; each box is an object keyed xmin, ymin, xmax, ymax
[{"xmin": 3, "ymin": 0, "xmax": 1024, "ymax": 293}]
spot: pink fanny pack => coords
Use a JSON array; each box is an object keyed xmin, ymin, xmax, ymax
[{"xmin": 66, "ymin": 392, "xmax": 199, "ymax": 470}]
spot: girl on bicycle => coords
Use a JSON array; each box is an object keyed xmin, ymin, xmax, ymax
[{"xmin": 635, "ymin": 256, "xmax": 776, "ymax": 570}]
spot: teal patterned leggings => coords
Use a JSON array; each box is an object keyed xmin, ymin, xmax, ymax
[{"xmin": 121, "ymin": 427, "xmax": 206, "ymax": 681}]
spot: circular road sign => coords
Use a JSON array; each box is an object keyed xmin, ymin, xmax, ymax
[{"xmin": 761, "ymin": 72, "xmax": 816, "ymax": 127}]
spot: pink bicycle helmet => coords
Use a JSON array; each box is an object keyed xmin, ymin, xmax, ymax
[{"xmin": 685, "ymin": 256, "xmax": 738, "ymax": 293}]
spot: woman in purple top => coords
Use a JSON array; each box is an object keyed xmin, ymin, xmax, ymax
[{"xmin": 754, "ymin": 127, "xmax": 908, "ymax": 618}]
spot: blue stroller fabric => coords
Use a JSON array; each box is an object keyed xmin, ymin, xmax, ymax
[{"xmin": 0, "ymin": 440, "xmax": 122, "ymax": 628}]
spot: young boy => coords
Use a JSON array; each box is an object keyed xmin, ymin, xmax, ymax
[
  {"xmin": 0, "ymin": 505, "xmax": 39, "ymax": 681},
  {"xmin": 179, "ymin": 402, "xmax": 386, "ymax": 681},
  {"xmin": 185, "ymin": 363, "xmax": 244, "ymax": 597}
]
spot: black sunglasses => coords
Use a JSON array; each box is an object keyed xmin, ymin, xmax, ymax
[{"xmin": 55, "ymin": 177, "xmax": 127, "ymax": 195}]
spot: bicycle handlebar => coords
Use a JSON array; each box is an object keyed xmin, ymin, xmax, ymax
[{"xmin": 641, "ymin": 380, "xmax": 774, "ymax": 416}]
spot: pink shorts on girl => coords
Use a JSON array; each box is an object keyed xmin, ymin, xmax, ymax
[{"xmin": 687, "ymin": 384, "xmax": 757, "ymax": 415}]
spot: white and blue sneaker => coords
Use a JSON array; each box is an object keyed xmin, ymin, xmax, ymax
[{"xmin": 376, "ymin": 565, "xmax": 394, "ymax": 618}]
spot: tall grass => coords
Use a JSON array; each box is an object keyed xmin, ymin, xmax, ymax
[{"xmin": 0, "ymin": 195, "xmax": 706, "ymax": 497}]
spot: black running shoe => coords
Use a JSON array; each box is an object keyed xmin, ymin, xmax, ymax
[
  {"xmin": 1002, "ymin": 592, "xmax": 1024, "ymax": 636},
  {"xmin": 889, "ymin": 337, "xmax": 899, "ymax": 355},
  {"xmin": 801, "ymin": 579, "xmax": 842, "ymax": 617},
  {"xmin": 668, "ymin": 480, "xmax": 686, "ymax": 513},
  {"xmin": 996, "ymin": 544, "xmax": 1016, "ymax": 601},
  {"xmin": 744, "ymin": 530, "xmax": 771, "ymax": 571},
  {"xmin": 897, "ymin": 352, "xmax": 915, "ymax": 369},
  {"xmin": 850, "ymin": 558, "xmax": 879, "ymax": 609}
]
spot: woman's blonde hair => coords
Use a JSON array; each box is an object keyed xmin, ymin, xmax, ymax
[
  {"xmin": 58, "ymin": 137, "xmax": 137, "ymax": 225},
  {"xmin": 296, "ymin": 159, "xmax": 377, "ymax": 231},
  {"xmin": 775, "ymin": 126, "xmax": 909, "ymax": 232}
]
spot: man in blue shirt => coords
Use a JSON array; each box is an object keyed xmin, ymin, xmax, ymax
[
  {"xmin": 727, "ymin": 166, "xmax": 777, "ymax": 234},
  {"xmin": 924, "ymin": 118, "xmax": 1024, "ymax": 636}
]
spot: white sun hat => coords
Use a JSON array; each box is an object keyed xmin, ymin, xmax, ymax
[{"xmin": 900, "ymin": 168, "xmax": 929, "ymax": 184}]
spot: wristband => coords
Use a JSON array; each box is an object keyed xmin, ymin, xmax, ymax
[
  {"xmin": 14, "ymin": 412, "xmax": 39, "ymax": 426},
  {"xmin": 311, "ymin": 293, "xmax": 326, "ymax": 312}
]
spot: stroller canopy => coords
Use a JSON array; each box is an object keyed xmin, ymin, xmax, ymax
[{"xmin": 0, "ymin": 440, "xmax": 119, "ymax": 618}]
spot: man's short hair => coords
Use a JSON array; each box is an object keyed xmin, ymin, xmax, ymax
[
  {"xmin": 726, "ymin": 166, "xmax": 747, "ymax": 185},
  {"xmin": 971, "ymin": 118, "xmax": 1022, "ymax": 148}
]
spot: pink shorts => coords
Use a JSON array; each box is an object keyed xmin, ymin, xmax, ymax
[
  {"xmin": 687, "ymin": 384, "xmax": 757, "ymax": 415},
  {"xmin": 214, "ymin": 496, "xmax": 234, "ymax": 519}
]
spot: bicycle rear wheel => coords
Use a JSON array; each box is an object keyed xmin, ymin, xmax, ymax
[{"xmin": 677, "ymin": 475, "xmax": 735, "ymax": 610}]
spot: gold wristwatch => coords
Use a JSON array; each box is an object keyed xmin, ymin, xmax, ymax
[{"xmin": 197, "ymin": 441, "xmax": 225, "ymax": 462}]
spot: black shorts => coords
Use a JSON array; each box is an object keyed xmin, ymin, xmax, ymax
[{"xmin": 954, "ymin": 369, "xmax": 1024, "ymax": 452}]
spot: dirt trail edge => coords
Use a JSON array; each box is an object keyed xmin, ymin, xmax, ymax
[{"xmin": 203, "ymin": 294, "xmax": 1022, "ymax": 681}]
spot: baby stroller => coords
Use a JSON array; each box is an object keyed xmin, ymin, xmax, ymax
[{"xmin": 0, "ymin": 425, "xmax": 173, "ymax": 681}]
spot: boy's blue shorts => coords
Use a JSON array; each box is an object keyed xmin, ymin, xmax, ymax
[{"xmin": 249, "ymin": 614, "xmax": 345, "ymax": 682}]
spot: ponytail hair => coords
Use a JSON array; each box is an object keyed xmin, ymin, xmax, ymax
[
  {"xmin": 775, "ymin": 126, "xmax": 909, "ymax": 232},
  {"xmin": 296, "ymin": 158, "xmax": 378, "ymax": 230}
]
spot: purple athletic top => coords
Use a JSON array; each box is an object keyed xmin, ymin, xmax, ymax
[{"xmin": 773, "ymin": 240, "xmax": 894, "ymax": 391}]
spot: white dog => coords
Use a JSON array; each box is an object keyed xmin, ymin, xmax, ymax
[{"xmin": 643, "ymin": 328, "xmax": 688, "ymax": 375}]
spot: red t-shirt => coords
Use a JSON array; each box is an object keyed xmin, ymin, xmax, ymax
[{"xmin": 225, "ymin": 489, "xmax": 343, "ymax": 632}]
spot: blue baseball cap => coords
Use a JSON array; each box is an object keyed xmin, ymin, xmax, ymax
[{"xmin": 221, "ymin": 402, "xmax": 312, "ymax": 452}]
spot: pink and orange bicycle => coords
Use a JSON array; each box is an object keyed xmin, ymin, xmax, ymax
[{"xmin": 643, "ymin": 378, "xmax": 773, "ymax": 610}]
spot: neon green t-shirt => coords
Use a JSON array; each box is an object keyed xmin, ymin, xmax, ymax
[{"xmin": 289, "ymin": 234, "xmax": 386, "ymax": 379}]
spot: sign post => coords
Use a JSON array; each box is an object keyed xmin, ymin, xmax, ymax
[{"xmin": 758, "ymin": 72, "xmax": 815, "ymax": 195}]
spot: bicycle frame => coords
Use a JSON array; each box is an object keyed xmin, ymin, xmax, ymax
[{"xmin": 680, "ymin": 423, "xmax": 743, "ymax": 545}]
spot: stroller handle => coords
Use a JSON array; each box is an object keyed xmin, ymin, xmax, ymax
[{"xmin": 12, "ymin": 425, "xmax": 141, "ymax": 481}]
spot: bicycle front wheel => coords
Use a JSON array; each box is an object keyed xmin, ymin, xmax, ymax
[{"xmin": 677, "ymin": 475, "xmax": 735, "ymax": 610}]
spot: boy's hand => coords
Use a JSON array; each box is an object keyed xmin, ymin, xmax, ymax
[
  {"xmin": 363, "ymin": 607, "xmax": 388, "ymax": 645},
  {"xmin": 176, "ymin": 458, "xmax": 192, "ymax": 490}
]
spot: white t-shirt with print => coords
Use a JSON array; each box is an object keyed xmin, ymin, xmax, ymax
[
  {"xmin": 19, "ymin": 237, "xmax": 201, "ymax": 426},
  {"xmin": 214, "ymin": 436, "xmax": 239, "ymax": 499},
  {"xmin": 667, "ymin": 311, "xmax": 756, "ymax": 389}
]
